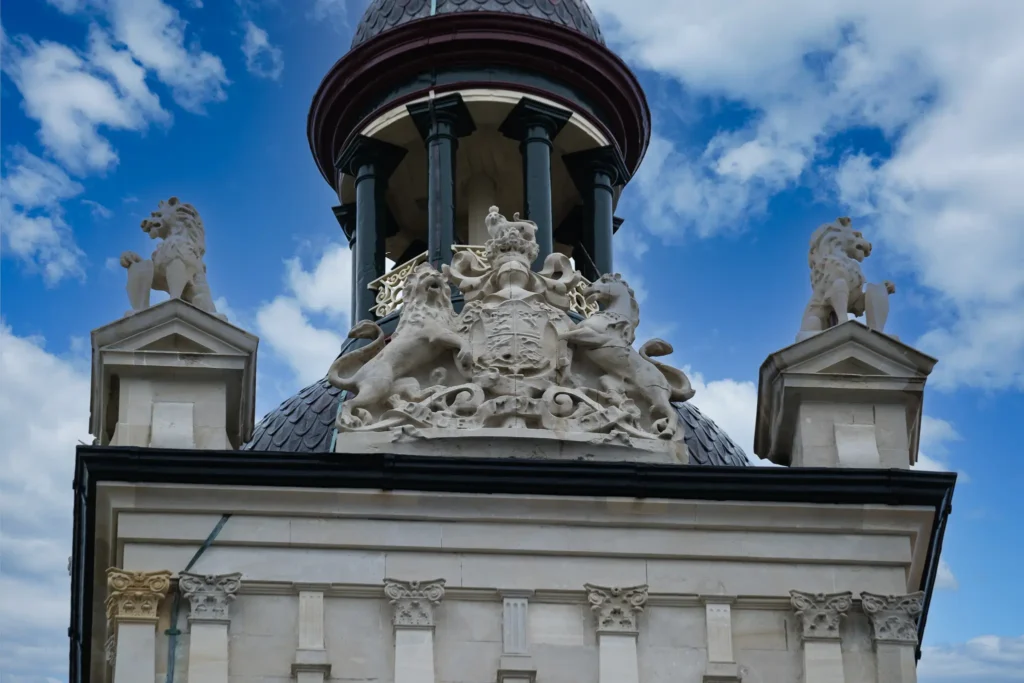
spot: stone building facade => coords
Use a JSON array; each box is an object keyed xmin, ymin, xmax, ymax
[{"xmin": 69, "ymin": 2, "xmax": 955, "ymax": 683}]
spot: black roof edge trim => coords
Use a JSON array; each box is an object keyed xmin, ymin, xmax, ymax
[{"xmin": 70, "ymin": 445, "xmax": 956, "ymax": 681}]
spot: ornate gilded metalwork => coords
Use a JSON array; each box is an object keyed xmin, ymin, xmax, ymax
[{"xmin": 370, "ymin": 247, "xmax": 597, "ymax": 318}]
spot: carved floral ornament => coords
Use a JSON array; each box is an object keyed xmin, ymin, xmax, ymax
[
  {"xmin": 179, "ymin": 572, "xmax": 243, "ymax": 622},
  {"xmin": 328, "ymin": 206, "xmax": 695, "ymax": 449},
  {"xmin": 584, "ymin": 583, "xmax": 649, "ymax": 634},
  {"xmin": 105, "ymin": 568, "xmax": 173, "ymax": 622},
  {"xmin": 789, "ymin": 590, "xmax": 853, "ymax": 641},
  {"xmin": 860, "ymin": 591, "xmax": 924, "ymax": 645},
  {"xmin": 384, "ymin": 578, "xmax": 446, "ymax": 627}
]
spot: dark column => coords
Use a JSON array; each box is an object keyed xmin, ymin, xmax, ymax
[
  {"xmin": 408, "ymin": 94, "xmax": 476, "ymax": 270},
  {"xmin": 564, "ymin": 146, "xmax": 629, "ymax": 277},
  {"xmin": 500, "ymin": 98, "xmax": 572, "ymax": 270},
  {"xmin": 332, "ymin": 203, "xmax": 358, "ymax": 326},
  {"xmin": 335, "ymin": 136, "xmax": 406, "ymax": 324}
]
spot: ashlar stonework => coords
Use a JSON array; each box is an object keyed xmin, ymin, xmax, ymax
[{"xmin": 328, "ymin": 206, "xmax": 694, "ymax": 457}]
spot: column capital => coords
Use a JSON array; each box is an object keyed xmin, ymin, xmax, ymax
[
  {"xmin": 332, "ymin": 203, "xmax": 357, "ymax": 244},
  {"xmin": 105, "ymin": 568, "xmax": 172, "ymax": 623},
  {"xmin": 584, "ymin": 583, "xmax": 649, "ymax": 635},
  {"xmin": 179, "ymin": 572, "xmax": 242, "ymax": 623},
  {"xmin": 790, "ymin": 590, "xmax": 852, "ymax": 641},
  {"xmin": 563, "ymin": 145, "xmax": 630, "ymax": 189},
  {"xmin": 384, "ymin": 578, "xmax": 446, "ymax": 628},
  {"xmin": 407, "ymin": 93, "xmax": 476, "ymax": 141},
  {"xmin": 860, "ymin": 591, "xmax": 924, "ymax": 645},
  {"xmin": 500, "ymin": 97, "xmax": 572, "ymax": 142},
  {"xmin": 335, "ymin": 134, "xmax": 407, "ymax": 179}
]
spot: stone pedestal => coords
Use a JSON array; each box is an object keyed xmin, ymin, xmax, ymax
[
  {"xmin": 386, "ymin": 579, "xmax": 445, "ymax": 683},
  {"xmin": 585, "ymin": 584, "xmax": 648, "ymax": 683},
  {"xmin": 754, "ymin": 321, "xmax": 936, "ymax": 468},
  {"xmin": 105, "ymin": 569, "xmax": 172, "ymax": 683},
  {"xmin": 790, "ymin": 590, "xmax": 852, "ymax": 683},
  {"xmin": 180, "ymin": 572, "xmax": 241, "ymax": 683},
  {"xmin": 90, "ymin": 299, "xmax": 258, "ymax": 450}
]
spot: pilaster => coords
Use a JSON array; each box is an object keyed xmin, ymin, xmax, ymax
[
  {"xmin": 790, "ymin": 590, "xmax": 852, "ymax": 683},
  {"xmin": 292, "ymin": 586, "xmax": 332, "ymax": 683},
  {"xmin": 500, "ymin": 97, "xmax": 572, "ymax": 270},
  {"xmin": 862, "ymin": 592, "xmax": 924, "ymax": 683},
  {"xmin": 385, "ymin": 578, "xmax": 446, "ymax": 683},
  {"xmin": 179, "ymin": 572, "xmax": 241, "ymax": 683},
  {"xmin": 584, "ymin": 584, "xmax": 648, "ymax": 683},
  {"xmin": 105, "ymin": 568, "xmax": 172, "ymax": 683},
  {"xmin": 498, "ymin": 591, "xmax": 537, "ymax": 683},
  {"xmin": 701, "ymin": 596, "xmax": 740, "ymax": 682}
]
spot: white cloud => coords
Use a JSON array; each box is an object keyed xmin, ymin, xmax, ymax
[
  {"xmin": 80, "ymin": 198, "xmax": 112, "ymax": 219},
  {"xmin": 935, "ymin": 558, "xmax": 958, "ymax": 591},
  {"xmin": 241, "ymin": 21, "xmax": 284, "ymax": 81},
  {"xmin": 590, "ymin": 0, "xmax": 1024, "ymax": 390},
  {"xmin": 913, "ymin": 415, "xmax": 964, "ymax": 477},
  {"xmin": 255, "ymin": 243, "xmax": 353, "ymax": 385},
  {"xmin": 919, "ymin": 635, "xmax": 1024, "ymax": 682},
  {"xmin": 0, "ymin": 147, "xmax": 86, "ymax": 284},
  {"xmin": 0, "ymin": 322, "xmax": 91, "ymax": 681}
]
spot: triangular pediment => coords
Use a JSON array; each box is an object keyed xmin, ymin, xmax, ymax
[
  {"xmin": 92, "ymin": 299, "xmax": 258, "ymax": 357},
  {"xmin": 769, "ymin": 321, "xmax": 937, "ymax": 379},
  {"xmin": 136, "ymin": 332, "xmax": 216, "ymax": 354},
  {"xmin": 102, "ymin": 319, "xmax": 244, "ymax": 355}
]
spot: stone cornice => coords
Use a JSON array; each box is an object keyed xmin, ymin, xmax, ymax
[
  {"xmin": 790, "ymin": 590, "xmax": 853, "ymax": 641},
  {"xmin": 861, "ymin": 591, "xmax": 924, "ymax": 645},
  {"xmin": 584, "ymin": 583, "xmax": 649, "ymax": 635}
]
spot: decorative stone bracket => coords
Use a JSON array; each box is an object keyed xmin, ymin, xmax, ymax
[{"xmin": 584, "ymin": 583, "xmax": 649, "ymax": 634}]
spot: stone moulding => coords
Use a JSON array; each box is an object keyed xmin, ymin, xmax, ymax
[
  {"xmin": 384, "ymin": 578, "xmax": 447, "ymax": 628},
  {"xmin": 861, "ymin": 591, "xmax": 925, "ymax": 645},
  {"xmin": 584, "ymin": 583, "xmax": 649, "ymax": 634},
  {"xmin": 789, "ymin": 590, "xmax": 853, "ymax": 641},
  {"xmin": 179, "ymin": 572, "xmax": 242, "ymax": 623}
]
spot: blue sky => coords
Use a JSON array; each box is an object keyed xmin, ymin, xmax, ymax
[{"xmin": 1, "ymin": 0, "xmax": 1022, "ymax": 681}]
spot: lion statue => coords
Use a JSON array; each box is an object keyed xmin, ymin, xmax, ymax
[
  {"xmin": 328, "ymin": 263, "xmax": 470, "ymax": 426},
  {"xmin": 797, "ymin": 217, "xmax": 895, "ymax": 342},
  {"xmin": 560, "ymin": 273, "xmax": 694, "ymax": 439},
  {"xmin": 120, "ymin": 197, "xmax": 224, "ymax": 319}
]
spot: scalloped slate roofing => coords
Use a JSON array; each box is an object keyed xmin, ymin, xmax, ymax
[
  {"xmin": 243, "ymin": 377, "xmax": 751, "ymax": 467},
  {"xmin": 350, "ymin": 0, "xmax": 606, "ymax": 49}
]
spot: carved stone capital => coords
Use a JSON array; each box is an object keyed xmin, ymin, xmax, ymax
[
  {"xmin": 105, "ymin": 569, "xmax": 172, "ymax": 623},
  {"xmin": 860, "ymin": 591, "xmax": 924, "ymax": 645},
  {"xmin": 384, "ymin": 578, "xmax": 446, "ymax": 628},
  {"xmin": 584, "ymin": 583, "xmax": 649, "ymax": 634},
  {"xmin": 789, "ymin": 590, "xmax": 852, "ymax": 641},
  {"xmin": 179, "ymin": 572, "xmax": 242, "ymax": 623}
]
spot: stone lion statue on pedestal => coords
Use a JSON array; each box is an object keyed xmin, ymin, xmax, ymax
[
  {"xmin": 797, "ymin": 217, "xmax": 894, "ymax": 342},
  {"xmin": 120, "ymin": 197, "xmax": 224, "ymax": 319}
]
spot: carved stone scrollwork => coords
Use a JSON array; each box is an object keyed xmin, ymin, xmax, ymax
[
  {"xmin": 789, "ymin": 590, "xmax": 852, "ymax": 641},
  {"xmin": 328, "ymin": 206, "xmax": 696, "ymax": 454},
  {"xmin": 584, "ymin": 583, "xmax": 649, "ymax": 634},
  {"xmin": 105, "ymin": 568, "xmax": 173, "ymax": 622},
  {"xmin": 860, "ymin": 591, "xmax": 924, "ymax": 645},
  {"xmin": 384, "ymin": 578, "xmax": 446, "ymax": 628},
  {"xmin": 179, "ymin": 572, "xmax": 242, "ymax": 622}
]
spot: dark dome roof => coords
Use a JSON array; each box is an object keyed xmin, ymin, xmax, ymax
[
  {"xmin": 350, "ymin": 0, "xmax": 605, "ymax": 49},
  {"xmin": 243, "ymin": 378, "xmax": 751, "ymax": 467}
]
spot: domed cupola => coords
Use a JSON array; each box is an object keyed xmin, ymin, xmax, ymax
[{"xmin": 351, "ymin": 0, "xmax": 606, "ymax": 49}]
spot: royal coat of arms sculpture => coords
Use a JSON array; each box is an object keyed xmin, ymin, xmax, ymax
[{"xmin": 328, "ymin": 206, "xmax": 695, "ymax": 460}]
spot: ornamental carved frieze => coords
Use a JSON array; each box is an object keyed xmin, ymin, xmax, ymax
[
  {"xmin": 105, "ymin": 568, "xmax": 173, "ymax": 622},
  {"xmin": 179, "ymin": 572, "xmax": 242, "ymax": 622},
  {"xmin": 789, "ymin": 590, "xmax": 852, "ymax": 641},
  {"xmin": 328, "ymin": 206, "xmax": 695, "ymax": 452},
  {"xmin": 860, "ymin": 591, "xmax": 924, "ymax": 645},
  {"xmin": 584, "ymin": 583, "xmax": 649, "ymax": 634},
  {"xmin": 384, "ymin": 578, "xmax": 446, "ymax": 628}
]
